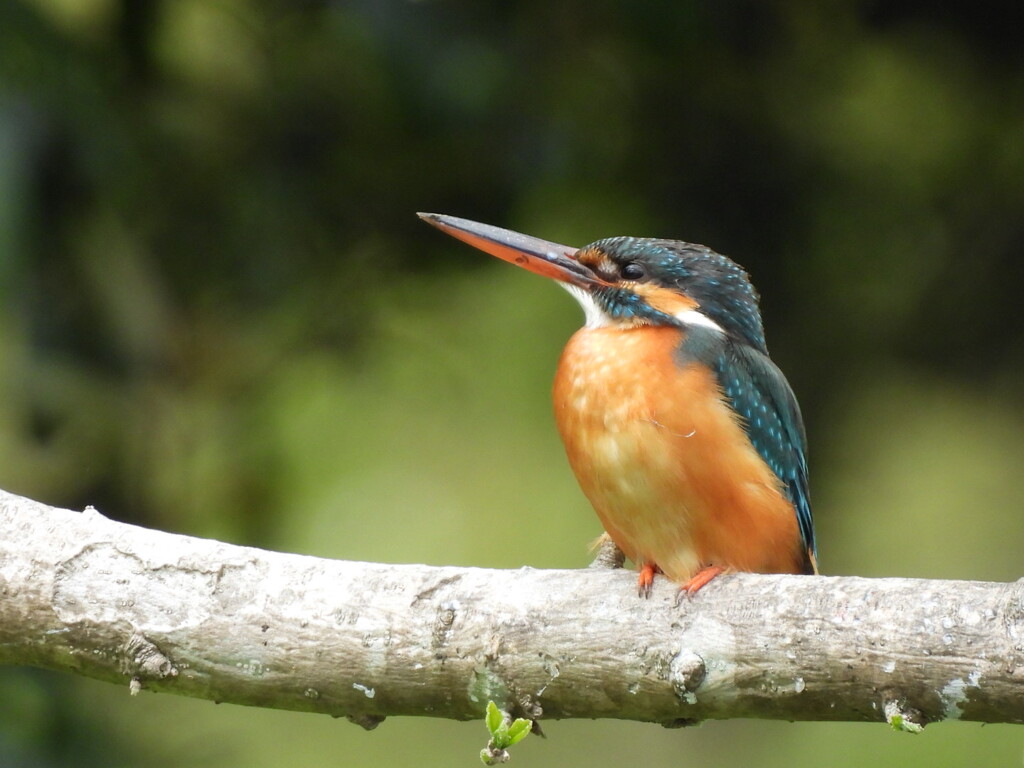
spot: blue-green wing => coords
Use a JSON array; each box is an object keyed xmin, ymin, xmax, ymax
[
  {"xmin": 717, "ymin": 342, "xmax": 816, "ymax": 566},
  {"xmin": 677, "ymin": 327, "xmax": 816, "ymax": 569}
]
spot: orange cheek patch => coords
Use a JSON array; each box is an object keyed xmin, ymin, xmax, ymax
[
  {"xmin": 575, "ymin": 248, "xmax": 616, "ymax": 277},
  {"xmin": 634, "ymin": 285, "xmax": 699, "ymax": 318}
]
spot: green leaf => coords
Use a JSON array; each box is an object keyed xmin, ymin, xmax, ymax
[
  {"xmin": 506, "ymin": 718, "xmax": 531, "ymax": 746},
  {"xmin": 889, "ymin": 713, "xmax": 924, "ymax": 734},
  {"xmin": 485, "ymin": 701, "xmax": 503, "ymax": 737}
]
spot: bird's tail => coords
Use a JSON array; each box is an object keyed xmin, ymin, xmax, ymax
[{"xmin": 804, "ymin": 547, "xmax": 820, "ymax": 575}]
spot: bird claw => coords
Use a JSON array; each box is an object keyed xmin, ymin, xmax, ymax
[
  {"xmin": 674, "ymin": 565, "xmax": 725, "ymax": 605},
  {"xmin": 636, "ymin": 562, "xmax": 660, "ymax": 598}
]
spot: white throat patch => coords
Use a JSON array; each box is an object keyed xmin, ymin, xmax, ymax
[{"xmin": 560, "ymin": 284, "xmax": 613, "ymax": 328}]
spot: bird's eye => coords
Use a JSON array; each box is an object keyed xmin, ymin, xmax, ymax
[{"xmin": 620, "ymin": 262, "xmax": 646, "ymax": 280}]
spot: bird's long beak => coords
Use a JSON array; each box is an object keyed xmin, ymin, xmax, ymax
[{"xmin": 417, "ymin": 213, "xmax": 607, "ymax": 289}]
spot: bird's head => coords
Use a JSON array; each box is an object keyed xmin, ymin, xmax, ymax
[{"xmin": 419, "ymin": 213, "xmax": 767, "ymax": 353}]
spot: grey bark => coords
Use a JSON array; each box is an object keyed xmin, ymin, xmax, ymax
[{"xmin": 1, "ymin": 488, "xmax": 1021, "ymax": 730}]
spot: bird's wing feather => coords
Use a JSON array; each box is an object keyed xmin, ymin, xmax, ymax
[
  {"xmin": 677, "ymin": 326, "xmax": 816, "ymax": 568},
  {"xmin": 716, "ymin": 342, "xmax": 816, "ymax": 563}
]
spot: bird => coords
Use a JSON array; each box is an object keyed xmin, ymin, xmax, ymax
[{"xmin": 418, "ymin": 212, "xmax": 818, "ymax": 596}]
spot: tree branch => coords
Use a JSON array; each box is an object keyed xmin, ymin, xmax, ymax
[{"xmin": 1, "ymin": 488, "xmax": 1021, "ymax": 730}]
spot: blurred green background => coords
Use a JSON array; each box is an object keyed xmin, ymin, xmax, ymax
[{"xmin": 2, "ymin": 0, "xmax": 1023, "ymax": 765}]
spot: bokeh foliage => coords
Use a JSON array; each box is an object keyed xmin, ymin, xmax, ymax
[{"xmin": 1, "ymin": 1, "xmax": 1023, "ymax": 766}]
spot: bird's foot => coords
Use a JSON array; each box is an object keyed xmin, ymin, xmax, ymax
[
  {"xmin": 637, "ymin": 562, "xmax": 662, "ymax": 598},
  {"xmin": 675, "ymin": 565, "xmax": 725, "ymax": 604}
]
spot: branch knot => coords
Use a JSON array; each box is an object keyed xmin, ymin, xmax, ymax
[
  {"xmin": 121, "ymin": 631, "xmax": 177, "ymax": 687},
  {"xmin": 669, "ymin": 649, "xmax": 706, "ymax": 702}
]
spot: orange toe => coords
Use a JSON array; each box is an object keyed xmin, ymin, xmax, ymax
[
  {"xmin": 637, "ymin": 562, "xmax": 661, "ymax": 598},
  {"xmin": 680, "ymin": 565, "xmax": 725, "ymax": 595}
]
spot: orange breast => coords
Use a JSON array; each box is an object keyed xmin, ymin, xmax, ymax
[{"xmin": 552, "ymin": 325, "xmax": 805, "ymax": 583}]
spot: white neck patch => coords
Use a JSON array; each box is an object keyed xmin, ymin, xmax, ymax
[{"xmin": 674, "ymin": 308, "xmax": 725, "ymax": 334}]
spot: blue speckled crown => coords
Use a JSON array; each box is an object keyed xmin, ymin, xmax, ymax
[{"xmin": 588, "ymin": 237, "xmax": 767, "ymax": 353}]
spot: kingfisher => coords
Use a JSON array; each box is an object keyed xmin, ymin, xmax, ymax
[{"xmin": 418, "ymin": 213, "xmax": 818, "ymax": 596}]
